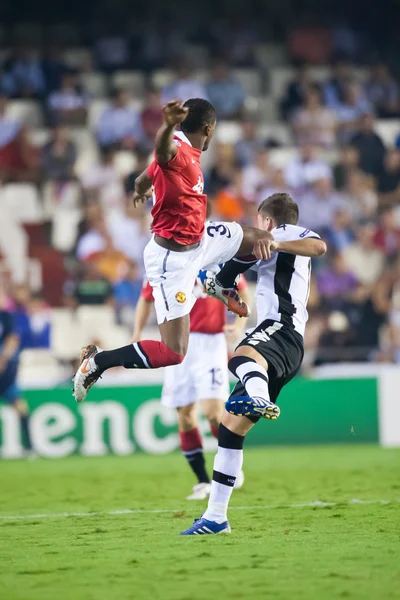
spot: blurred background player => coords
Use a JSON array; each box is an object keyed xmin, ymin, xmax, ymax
[
  {"xmin": 0, "ymin": 296, "xmax": 33, "ymax": 458},
  {"xmin": 132, "ymin": 274, "xmax": 249, "ymax": 499},
  {"xmin": 181, "ymin": 193, "xmax": 327, "ymax": 534},
  {"xmin": 73, "ymin": 98, "xmax": 274, "ymax": 402}
]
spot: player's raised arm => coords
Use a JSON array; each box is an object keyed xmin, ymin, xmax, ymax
[{"xmin": 155, "ymin": 100, "xmax": 189, "ymax": 164}]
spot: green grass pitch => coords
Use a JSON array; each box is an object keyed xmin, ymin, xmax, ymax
[{"xmin": 1, "ymin": 445, "xmax": 399, "ymax": 600}]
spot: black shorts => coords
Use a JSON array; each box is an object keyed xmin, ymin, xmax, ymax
[{"xmin": 229, "ymin": 319, "xmax": 304, "ymax": 407}]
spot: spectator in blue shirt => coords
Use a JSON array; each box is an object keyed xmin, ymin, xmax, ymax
[
  {"xmin": 206, "ymin": 59, "xmax": 245, "ymax": 120},
  {"xmin": 96, "ymin": 88, "xmax": 144, "ymax": 150},
  {"xmin": 365, "ymin": 63, "xmax": 400, "ymax": 119},
  {"xmin": 114, "ymin": 261, "xmax": 142, "ymax": 312},
  {"xmin": 161, "ymin": 61, "xmax": 208, "ymax": 105},
  {"xmin": 1, "ymin": 45, "xmax": 45, "ymax": 99}
]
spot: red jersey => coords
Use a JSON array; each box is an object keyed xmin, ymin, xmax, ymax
[
  {"xmin": 141, "ymin": 276, "xmax": 248, "ymax": 335},
  {"xmin": 147, "ymin": 131, "xmax": 207, "ymax": 245}
]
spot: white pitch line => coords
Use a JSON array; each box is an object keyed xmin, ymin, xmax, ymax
[{"xmin": 0, "ymin": 498, "xmax": 399, "ymax": 521}]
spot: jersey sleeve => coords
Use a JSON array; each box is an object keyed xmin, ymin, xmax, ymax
[
  {"xmin": 147, "ymin": 161, "xmax": 156, "ymax": 178},
  {"xmin": 154, "ymin": 138, "xmax": 188, "ymax": 170},
  {"xmin": 141, "ymin": 280, "xmax": 155, "ymax": 302},
  {"xmin": 273, "ymin": 224, "xmax": 321, "ymax": 242}
]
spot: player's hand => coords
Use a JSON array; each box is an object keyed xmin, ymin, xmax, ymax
[
  {"xmin": 162, "ymin": 100, "xmax": 189, "ymax": 127},
  {"xmin": 253, "ymin": 238, "xmax": 275, "ymax": 260},
  {"xmin": 132, "ymin": 190, "xmax": 152, "ymax": 208}
]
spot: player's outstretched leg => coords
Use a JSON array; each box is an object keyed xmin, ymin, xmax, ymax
[
  {"xmin": 180, "ymin": 415, "xmax": 252, "ymax": 535},
  {"xmin": 73, "ymin": 317, "xmax": 189, "ymax": 402}
]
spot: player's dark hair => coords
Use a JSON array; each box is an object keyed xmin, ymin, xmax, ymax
[
  {"xmin": 258, "ymin": 193, "xmax": 299, "ymax": 226},
  {"xmin": 181, "ymin": 98, "xmax": 217, "ymax": 133}
]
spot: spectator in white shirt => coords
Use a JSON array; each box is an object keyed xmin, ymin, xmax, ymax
[
  {"xmin": 96, "ymin": 88, "xmax": 144, "ymax": 150},
  {"xmin": 291, "ymin": 83, "xmax": 336, "ymax": 148},
  {"xmin": 298, "ymin": 177, "xmax": 349, "ymax": 231},
  {"xmin": 81, "ymin": 147, "xmax": 124, "ymax": 213},
  {"xmin": 107, "ymin": 202, "xmax": 150, "ymax": 276},
  {"xmin": 285, "ymin": 144, "xmax": 333, "ymax": 191},
  {"xmin": 0, "ymin": 95, "xmax": 21, "ymax": 148},
  {"xmin": 161, "ymin": 61, "xmax": 208, "ymax": 104},
  {"xmin": 241, "ymin": 148, "xmax": 270, "ymax": 203},
  {"xmin": 47, "ymin": 71, "xmax": 88, "ymax": 126}
]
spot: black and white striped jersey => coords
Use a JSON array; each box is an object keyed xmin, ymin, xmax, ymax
[{"xmin": 255, "ymin": 224, "xmax": 320, "ymax": 337}]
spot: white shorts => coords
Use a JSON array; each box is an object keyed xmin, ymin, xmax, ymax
[
  {"xmin": 161, "ymin": 332, "xmax": 229, "ymax": 408},
  {"xmin": 143, "ymin": 221, "xmax": 243, "ymax": 324}
]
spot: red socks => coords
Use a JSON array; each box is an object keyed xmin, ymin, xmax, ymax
[
  {"xmin": 210, "ymin": 424, "xmax": 219, "ymax": 439},
  {"xmin": 179, "ymin": 428, "xmax": 203, "ymax": 453}
]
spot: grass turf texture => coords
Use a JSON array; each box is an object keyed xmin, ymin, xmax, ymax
[{"xmin": 1, "ymin": 445, "xmax": 399, "ymax": 600}]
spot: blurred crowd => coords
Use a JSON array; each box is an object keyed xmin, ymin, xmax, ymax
[{"xmin": 1, "ymin": 13, "xmax": 400, "ymax": 366}]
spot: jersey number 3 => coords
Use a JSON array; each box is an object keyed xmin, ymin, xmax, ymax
[{"xmin": 207, "ymin": 224, "xmax": 231, "ymax": 238}]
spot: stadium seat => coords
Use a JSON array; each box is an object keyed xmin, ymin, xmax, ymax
[
  {"xmin": 76, "ymin": 305, "xmax": 116, "ymax": 341},
  {"xmin": 0, "ymin": 184, "xmax": 43, "ymax": 223},
  {"xmin": 100, "ymin": 325, "xmax": 130, "ymax": 349},
  {"xmin": 260, "ymin": 123, "xmax": 292, "ymax": 146},
  {"xmin": 51, "ymin": 208, "xmax": 81, "ymax": 252},
  {"xmin": 64, "ymin": 47, "xmax": 93, "ymax": 71},
  {"xmin": 74, "ymin": 149, "xmax": 100, "ymax": 178},
  {"xmin": 81, "ymin": 72, "xmax": 108, "ymax": 98},
  {"xmin": 114, "ymin": 151, "xmax": 137, "ymax": 176},
  {"xmin": 111, "ymin": 71, "xmax": 146, "ymax": 96},
  {"xmin": 232, "ymin": 68, "xmax": 262, "ymax": 96},
  {"xmin": 19, "ymin": 349, "xmax": 67, "ymax": 388},
  {"xmin": 88, "ymin": 99, "xmax": 108, "ymax": 129},
  {"xmin": 151, "ymin": 69, "xmax": 174, "ymax": 89},
  {"xmin": 215, "ymin": 121, "xmax": 242, "ymax": 144},
  {"xmin": 51, "ymin": 308, "xmax": 84, "ymax": 360},
  {"xmin": 375, "ymin": 120, "xmax": 400, "ymax": 148},
  {"xmin": 7, "ymin": 100, "xmax": 43, "ymax": 127},
  {"xmin": 30, "ymin": 128, "xmax": 51, "ymax": 147},
  {"xmin": 0, "ymin": 209, "xmax": 28, "ymax": 283},
  {"xmin": 69, "ymin": 127, "xmax": 98, "ymax": 154},
  {"xmin": 42, "ymin": 181, "xmax": 81, "ymax": 218}
]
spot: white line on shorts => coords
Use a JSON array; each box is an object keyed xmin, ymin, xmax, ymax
[{"xmin": 0, "ymin": 498, "xmax": 398, "ymax": 521}]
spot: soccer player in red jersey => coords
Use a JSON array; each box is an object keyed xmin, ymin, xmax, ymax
[
  {"xmin": 73, "ymin": 98, "xmax": 274, "ymax": 402},
  {"xmin": 133, "ymin": 276, "xmax": 248, "ymax": 500}
]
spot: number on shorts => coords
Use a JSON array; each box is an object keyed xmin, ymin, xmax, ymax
[
  {"xmin": 210, "ymin": 368, "xmax": 223, "ymax": 386},
  {"xmin": 207, "ymin": 224, "xmax": 231, "ymax": 239}
]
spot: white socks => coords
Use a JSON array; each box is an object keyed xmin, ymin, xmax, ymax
[
  {"xmin": 235, "ymin": 360, "xmax": 270, "ymax": 402},
  {"xmin": 203, "ymin": 446, "xmax": 243, "ymax": 523}
]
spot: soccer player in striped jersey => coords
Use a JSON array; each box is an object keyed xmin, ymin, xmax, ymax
[{"xmin": 180, "ymin": 192, "xmax": 327, "ymax": 535}]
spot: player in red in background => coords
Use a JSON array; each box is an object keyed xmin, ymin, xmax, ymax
[
  {"xmin": 73, "ymin": 98, "xmax": 274, "ymax": 403},
  {"xmin": 132, "ymin": 275, "xmax": 249, "ymax": 500}
]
